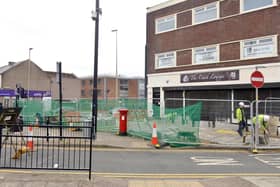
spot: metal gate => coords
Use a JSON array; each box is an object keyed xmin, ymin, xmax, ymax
[
  {"xmin": 0, "ymin": 120, "xmax": 94, "ymax": 179},
  {"xmin": 251, "ymin": 99, "xmax": 280, "ymax": 149}
]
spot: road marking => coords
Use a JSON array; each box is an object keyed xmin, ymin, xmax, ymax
[
  {"xmin": 191, "ymin": 156, "xmax": 243, "ymax": 166},
  {"xmin": 249, "ymin": 153, "xmax": 280, "ymax": 156},
  {"xmin": 129, "ymin": 180, "xmax": 204, "ymax": 187},
  {"xmin": 1, "ymin": 144, "xmax": 249, "ymax": 153},
  {"xmin": 0, "ymin": 170, "xmax": 280, "ymax": 178},
  {"xmin": 250, "ymin": 153, "xmax": 280, "ymax": 169}
]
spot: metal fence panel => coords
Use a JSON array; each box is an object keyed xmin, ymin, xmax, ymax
[
  {"xmin": 252, "ymin": 100, "xmax": 280, "ymax": 149},
  {"xmin": 0, "ymin": 122, "xmax": 92, "ymax": 171},
  {"xmin": 164, "ymin": 98, "xmax": 252, "ymax": 148}
]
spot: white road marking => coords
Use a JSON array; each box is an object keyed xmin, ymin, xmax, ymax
[
  {"xmin": 249, "ymin": 153, "xmax": 280, "ymax": 156},
  {"xmin": 190, "ymin": 156, "xmax": 243, "ymax": 166},
  {"xmin": 251, "ymin": 153, "xmax": 280, "ymax": 169}
]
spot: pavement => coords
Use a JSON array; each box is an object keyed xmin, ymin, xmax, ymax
[
  {"xmin": 93, "ymin": 132, "xmax": 150, "ymax": 149},
  {"xmin": 1, "ymin": 123, "xmax": 280, "ymax": 186},
  {"xmin": 198, "ymin": 121, "xmax": 280, "ymax": 149},
  {"xmin": 94, "ymin": 121, "xmax": 280, "ymax": 150},
  {"xmin": 0, "ymin": 170, "xmax": 280, "ymax": 187}
]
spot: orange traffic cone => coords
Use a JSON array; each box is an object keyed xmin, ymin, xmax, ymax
[
  {"xmin": 26, "ymin": 126, "xmax": 34, "ymax": 151},
  {"xmin": 151, "ymin": 122, "xmax": 160, "ymax": 148}
]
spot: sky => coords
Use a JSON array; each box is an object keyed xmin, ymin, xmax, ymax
[{"xmin": 0, "ymin": 0, "xmax": 166, "ymax": 78}]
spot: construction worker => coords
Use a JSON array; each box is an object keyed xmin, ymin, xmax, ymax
[
  {"xmin": 236, "ymin": 102, "xmax": 247, "ymax": 137},
  {"xmin": 252, "ymin": 114, "xmax": 270, "ymax": 144}
]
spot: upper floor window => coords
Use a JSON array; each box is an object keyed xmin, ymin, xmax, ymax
[
  {"xmin": 155, "ymin": 52, "xmax": 176, "ymax": 69},
  {"xmin": 155, "ymin": 15, "xmax": 176, "ymax": 34},
  {"xmin": 193, "ymin": 2, "xmax": 219, "ymax": 24},
  {"xmin": 81, "ymin": 80, "xmax": 86, "ymax": 86},
  {"xmin": 138, "ymin": 80, "xmax": 145, "ymax": 98},
  {"xmin": 241, "ymin": 0, "xmax": 276, "ymax": 12},
  {"xmin": 119, "ymin": 79, "xmax": 128, "ymax": 98},
  {"xmin": 241, "ymin": 35, "xmax": 277, "ymax": 59},
  {"xmin": 193, "ymin": 45, "xmax": 218, "ymax": 64},
  {"xmin": 81, "ymin": 90, "xmax": 85, "ymax": 97}
]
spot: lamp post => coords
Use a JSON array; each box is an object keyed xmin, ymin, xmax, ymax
[
  {"xmin": 91, "ymin": 0, "xmax": 101, "ymax": 139},
  {"xmin": 90, "ymin": 0, "xmax": 101, "ymax": 180},
  {"xmin": 27, "ymin": 48, "xmax": 33, "ymax": 100},
  {"xmin": 111, "ymin": 29, "xmax": 118, "ymax": 99}
]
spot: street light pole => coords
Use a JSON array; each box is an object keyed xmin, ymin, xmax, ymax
[
  {"xmin": 27, "ymin": 48, "xmax": 33, "ymax": 100},
  {"xmin": 90, "ymin": 0, "xmax": 101, "ymax": 180},
  {"xmin": 111, "ymin": 29, "xmax": 118, "ymax": 99}
]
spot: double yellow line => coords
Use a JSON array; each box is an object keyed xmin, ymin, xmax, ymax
[{"xmin": 1, "ymin": 170, "xmax": 280, "ymax": 179}]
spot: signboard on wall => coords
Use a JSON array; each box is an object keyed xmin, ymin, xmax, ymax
[
  {"xmin": 180, "ymin": 70, "xmax": 239, "ymax": 83},
  {"xmin": 0, "ymin": 89, "xmax": 51, "ymax": 97}
]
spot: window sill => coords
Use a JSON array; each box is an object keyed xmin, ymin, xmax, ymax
[
  {"xmin": 155, "ymin": 65, "xmax": 177, "ymax": 70},
  {"xmin": 241, "ymin": 54, "xmax": 278, "ymax": 61},
  {"xmin": 192, "ymin": 18, "xmax": 219, "ymax": 26}
]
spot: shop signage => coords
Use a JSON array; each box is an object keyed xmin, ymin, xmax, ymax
[
  {"xmin": 0, "ymin": 89, "xmax": 51, "ymax": 97},
  {"xmin": 0, "ymin": 89, "xmax": 16, "ymax": 97},
  {"xmin": 181, "ymin": 70, "xmax": 239, "ymax": 83}
]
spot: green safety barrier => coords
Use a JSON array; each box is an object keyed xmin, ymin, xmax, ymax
[{"xmin": 15, "ymin": 98, "xmax": 201, "ymax": 147}]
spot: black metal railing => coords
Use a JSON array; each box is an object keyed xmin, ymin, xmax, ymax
[{"xmin": 0, "ymin": 121, "xmax": 93, "ymax": 174}]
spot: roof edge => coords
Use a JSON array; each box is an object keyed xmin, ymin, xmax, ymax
[{"xmin": 147, "ymin": 0, "xmax": 187, "ymax": 13}]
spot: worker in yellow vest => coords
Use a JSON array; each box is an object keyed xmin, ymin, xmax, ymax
[
  {"xmin": 236, "ymin": 102, "xmax": 247, "ymax": 137},
  {"xmin": 252, "ymin": 114, "xmax": 270, "ymax": 144}
]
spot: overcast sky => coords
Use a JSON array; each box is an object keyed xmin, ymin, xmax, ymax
[{"xmin": 0, "ymin": 0, "xmax": 166, "ymax": 78}]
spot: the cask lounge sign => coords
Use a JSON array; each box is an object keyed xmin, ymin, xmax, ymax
[{"xmin": 181, "ymin": 70, "xmax": 239, "ymax": 83}]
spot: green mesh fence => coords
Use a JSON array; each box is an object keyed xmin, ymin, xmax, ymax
[
  {"xmin": 15, "ymin": 98, "xmax": 201, "ymax": 147},
  {"xmin": 128, "ymin": 102, "xmax": 202, "ymax": 147}
]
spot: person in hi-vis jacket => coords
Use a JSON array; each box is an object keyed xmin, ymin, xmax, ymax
[{"xmin": 236, "ymin": 102, "xmax": 247, "ymax": 137}]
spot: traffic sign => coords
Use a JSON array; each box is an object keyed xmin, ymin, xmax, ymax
[{"xmin": 251, "ymin": 70, "xmax": 264, "ymax": 88}]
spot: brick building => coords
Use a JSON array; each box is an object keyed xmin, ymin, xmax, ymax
[
  {"xmin": 80, "ymin": 75, "xmax": 145, "ymax": 99},
  {"xmin": 146, "ymin": 0, "xmax": 280, "ymax": 114}
]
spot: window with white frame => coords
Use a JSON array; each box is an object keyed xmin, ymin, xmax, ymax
[
  {"xmin": 193, "ymin": 2, "xmax": 218, "ymax": 24},
  {"xmin": 242, "ymin": 36, "xmax": 277, "ymax": 59},
  {"xmin": 155, "ymin": 52, "xmax": 176, "ymax": 68},
  {"xmin": 155, "ymin": 15, "xmax": 176, "ymax": 33},
  {"xmin": 138, "ymin": 80, "xmax": 145, "ymax": 98},
  {"xmin": 193, "ymin": 46, "xmax": 218, "ymax": 64},
  {"xmin": 241, "ymin": 0, "xmax": 275, "ymax": 12},
  {"xmin": 119, "ymin": 79, "xmax": 128, "ymax": 98}
]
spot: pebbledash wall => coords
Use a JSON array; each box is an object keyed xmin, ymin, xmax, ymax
[{"xmin": 146, "ymin": 0, "xmax": 280, "ymax": 119}]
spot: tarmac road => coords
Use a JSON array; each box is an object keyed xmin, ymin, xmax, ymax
[
  {"xmin": 92, "ymin": 149, "xmax": 280, "ymax": 175},
  {"xmin": 3, "ymin": 147, "xmax": 280, "ymax": 175},
  {"xmin": 1, "ymin": 149, "xmax": 280, "ymax": 186}
]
